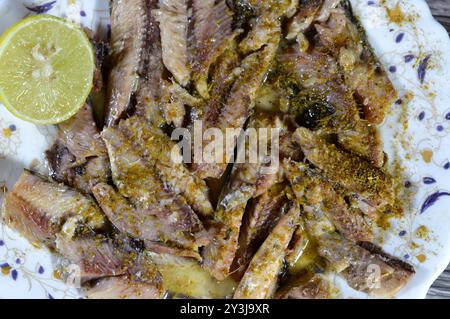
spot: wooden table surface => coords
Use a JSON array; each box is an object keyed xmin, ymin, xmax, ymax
[{"xmin": 425, "ymin": 0, "xmax": 450, "ymax": 299}]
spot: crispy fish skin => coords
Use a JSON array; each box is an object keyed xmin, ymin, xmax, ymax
[
  {"xmin": 294, "ymin": 128, "xmax": 394, "ymax": 209},
  {"xmin": 106, "ymin": 0, "xmax": 149, "ymax": 126},
  {"xmin": 154, "ymin": 0, "xmax": 191, "ymax": 86},
  {"xmin": 233, "ymin": 203, "xmax": 300, "ymax": 299},
  {"xmin": 2, "ymin": 171, "xmax": 105, "ymax": 247},
  {"xmin": 315, "ymin": 3, "xmax": 397, "ymax": 124}
]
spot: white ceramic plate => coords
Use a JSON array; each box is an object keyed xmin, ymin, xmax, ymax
[{"xmin": 0, "ymin": 0, "xmax": 450, "ymax": 299}]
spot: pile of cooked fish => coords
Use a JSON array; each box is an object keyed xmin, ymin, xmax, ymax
[{"xmin": 1, "ymin": 0, "xmax": 415, "ymax": 299}]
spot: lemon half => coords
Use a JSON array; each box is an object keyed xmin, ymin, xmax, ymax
[{"xmin": 0, "ymin": 15, "xmax": 94, "ymax": 124}]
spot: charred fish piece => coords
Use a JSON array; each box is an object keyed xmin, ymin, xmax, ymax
[
  {"xmin": 2, "ymin": 170, "xmax": 105, "ymax": 248},
  {"xmin": 233, "ymin": 203, "xmax": 300, "ymax": 299},
  {"xmin": 105, "ymin": 0, "xmax": 149, "ymax": 126}
]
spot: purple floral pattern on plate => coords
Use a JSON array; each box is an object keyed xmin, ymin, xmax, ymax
[
  {"xmin": 421, "ymin": 192, "xmax": 450, "ymax": 214},
  {"xmin": 24, "ymin": 1, "xmax": 57, "ymax": 14},
  {"xmin": 418, "ymin": 54, "xmax": 432, "ymax": 84}
]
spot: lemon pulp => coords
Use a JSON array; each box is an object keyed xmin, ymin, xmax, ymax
[{"xmin": 0, "ymin": 14, "xmax": 94, "ymax": 124}]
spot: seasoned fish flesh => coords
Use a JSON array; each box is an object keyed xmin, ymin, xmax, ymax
[
  {"xmin": 317, "ymin": 234, "xmax": 415, "ymax": 298},
  {"xmin": 284, "ymin": 160, "xmax": 373, "ymax": 242},
  {"xmin": 117, "ymin": 116, "xmax": 213, "ymax": 217},
  {"xmin": 286, "ymin": 163, "xmax": 414, "ymax": 297},
  {"xmin": 232, "ymin": 184, "xmax": 287, "ymax": 278},
  {"xmin": 57, "ymin": 233, "xmax": 164, "ymax": 298},
  {"xmin": 234, "ymin": 203, "xmax": 300, "ymax": 299},
  {"xmin": 46, "ymin": 104, "xmax": 110, "ymax": 194},
  {"xmin": 2, "ymin": 171, "xmax": 105, "ymax": 247},
  {"xmin": 105, "ymin": 0, "xmax": 149, "ymax": 126},
  {"xmin": 154, "ymin": 0, "xmax": 191, "ymax": 86},
  {"xmin": 202, "ymin": 114, "xmax": 284, "ymax": 280},
  {"xmin": 86, "ymin": 275, "xmax": 164, "ymax": 299},
  {"xmin": 315, "ymin": 1, "xmax": 397, "ymax": 124},
  {"xmin": 192, "ymin": 36, "xmax": 279, "ymax": 178},
  {"xmin": 101, "ymin": 123, "xmax": 209, "ymax": 257},
  {"xmin": 93, "ymin": 183, "xmax": 207, "ymax": 259},
  {"xmin": 277, "ymin": 46, "xmax": 385, "ymax": 167},
  {"xmin": 190, "ymin": 0, "xmax": 236, "ymax": 97},
  {"xmin": 294, "ymin": 128, "xmax": 394, "ymax": 209},
  {"xmin": 277, "ymin": 274, "xmax": 330, "ymax": 299}
]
